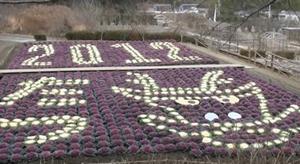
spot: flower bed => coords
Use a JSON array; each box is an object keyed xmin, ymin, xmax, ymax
[
  {"xmin": 0, "ymin": 68, "xmax": 299, "ymax": 162},
  {"xmin": 8, "ymin": 41, "xmax": 218, "ymax": 69}
]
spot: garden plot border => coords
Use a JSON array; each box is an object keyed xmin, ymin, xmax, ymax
[{"xmin": 0, "ymin": 64, "xmax": 251, "ymax": 74}]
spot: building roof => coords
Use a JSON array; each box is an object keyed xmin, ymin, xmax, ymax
[
  {"xmin": 179, "ymin": 4, "xmax": 198, "ymax": 7},
  {"xmin": 153, "ymin": 4, "xmax": 172, "ymax": 7},
  {"xmin": 279, "ymin": 10, "xmax": 300, "ymax": 16},
  {"xmin": 281, "ymin": 27, "xmax": 300, "ymax": 31}
]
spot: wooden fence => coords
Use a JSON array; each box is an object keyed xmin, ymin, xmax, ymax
[
  {"xmin": 182, "ymin": 31, "xmax": 300, "ymax": 80},
  {"xmin": 203, "ymin": 37, "xmax": 300, "ymax": 79}
]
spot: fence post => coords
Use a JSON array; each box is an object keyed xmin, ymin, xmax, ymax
[
  {"xmin": 230, "ymin": 39, "xmax": 231, "ymax": 52},
  {"xmin": 264, "ymin": 52, "xmax": 268, "ymax": 68},
  {"xmin": 248, "ymin": 47, "xmax": 251, "ymax": 60},
  {"xmin": 236, "ymin": 40, "xmax": 239, "ymax": 53},
  {"xmin": 271, "ymin": 54, "xmax": 274, "ymax": 70},
  {"xmin": 181, "ymin": 34, "xmax": 183, "ymax": 42},
  {"xmin": 254, "ymin": 51, "xmax": 257, "ymax": 64}
]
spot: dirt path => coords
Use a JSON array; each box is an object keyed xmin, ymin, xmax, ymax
[
  {"xmin": 0, "ymin": 33, "xmax": 35, "ymax": 43},
  {"xmin": 0, "ymin": 33, "xmax": 62, "ymax": 42},
  {"xmin": 182, "ymin": 43, "xmax": 300, "ymax": 96},
  {"xmin": 0, "ymin": 64, "xmax": 247, "ymax": 74}
]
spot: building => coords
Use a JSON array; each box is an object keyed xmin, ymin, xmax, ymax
[
  {"xmin": 278, "ymin": 11, "xmax": 300, "ymax": 22},
  {"xmin": 234, "ymin": 10, "xmax": 251, "ymax": 18},
  {"xmin": 177, "ymin": 4, "xmax": 198, "ymax": 13},
  {"xmin": 147, "ymin": 4, "xmax": 173, "ymax": 13},
  {"xmin": 177, "ymin": 4, "xmax": 208, "ymax": 17}
]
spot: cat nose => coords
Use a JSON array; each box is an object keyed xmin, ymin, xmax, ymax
[
  {"xmin": 204, "ymin": 112, "xmax": 219, "ymax": 121},
  {"xmin": 228, "ymin": 112, "xmax": 242, "ymax": 120}
]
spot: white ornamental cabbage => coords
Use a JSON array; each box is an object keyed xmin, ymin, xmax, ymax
[
  {"xmin": 70, "ymin": 44, "xmax": 103, "ymax": 65},
  {"xmin": 111, "ymin": 43, "xmax": 161, "ymax": 64},
  {"xmin": 21, "ymin": 44, "xmax": 54, "ymax": 66}
]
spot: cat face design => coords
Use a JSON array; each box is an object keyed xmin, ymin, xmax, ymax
[{"xmin": 112, "ymin": 70, "xmax": 300, "ymax": 149}]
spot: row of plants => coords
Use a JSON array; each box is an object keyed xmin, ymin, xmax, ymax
[
  {"xmin": 0, "ymin": 68, "xmax": 298, "ymax": 162},
  {"xmin": 9, "ymin": 41, "xmax": 218, "ymax": 69},
  {"xmin": 34, "ymin": 31, "xmax": 198, "ymax": 43},
  {"xmin": 64, "ymin": 31, "xmax": 196, "ymax": 43}
]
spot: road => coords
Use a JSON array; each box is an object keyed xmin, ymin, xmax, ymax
[
  {"xmin": 0, "ymin": 33, "xmax": 34, "ymax": 42},
  {"xmin": 0, "ymin": 33, "xmax": 60, "ymax": 43},
  {"xmin": 0, "ymin": 40, "xmax": 18, "ymax": 68}
]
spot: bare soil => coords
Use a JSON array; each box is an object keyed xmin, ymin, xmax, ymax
[{"xmin": 28, "ymin": 152, "xmax": 300, "ymax": 164}]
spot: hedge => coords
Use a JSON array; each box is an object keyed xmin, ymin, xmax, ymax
[
  {"xmin": 65, "ymin": 31, "xmax": 101, "ymax": 40},
  {"xmin": 33, "ymin": 34, "xmax": 47, "ymax": 41},
  {"xmin": 65, "ymin": 31, "xmax": 197, "ymax": 44}
]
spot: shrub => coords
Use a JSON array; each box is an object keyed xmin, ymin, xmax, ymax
[
  {"xmin": 65, "ymin": 30, "xmax": 198, "ymax": 44},
  {"xmin": 5, "ymin": 5, "xmax": 85, "ymax": 35},
  {"xmin": 127, "ymin": 31, "xmax": 144, "ymax": 41},
  {"xmin": 239, "ymin": 49, "xmax": 266, "ymax": 58},
  {"xmin": 275, "ymin": 51, "xmax": 295, "ymax": 60},
  {"xmin": 33, "ymin": 34, "xmax": 47, "ymax": 41},
  {"xmin": 102, "ymin": 30, "xmax": 131, "ymax": 40},
  {"xmin": 65, "ymin": 31, "xmax": 101, "ymax": 40},
  {"xmin": 181, "ymin": 35, "xmax": 197, "ymax": 44},
  {"xmin": 240, "ymin": 49, "xmax": 295, "ymax": 60},
  {"xmin": 144, "ymin": 32, "xmax": 179, "ymax": 41}
]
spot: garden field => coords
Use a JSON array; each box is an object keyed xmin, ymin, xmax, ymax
[
  {"xmin": 0, "ymin": 67, "xmax": 299, "ymax": 162},
  {"xmin": 0, "ymin": 41, "xmax": 299, "ymax": 163},
  {"xmin": 8, "ymin": 41, "xmax": 218, "ymax": 69}
]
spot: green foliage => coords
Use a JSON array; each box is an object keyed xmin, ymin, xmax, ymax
[
  {"xmin": 102, "ymin": 30, "xmax": 133, "ymax": 40},
  {"xmin": 33, "ymin": 34, "xmax": 47, "ymax": 41},
  {"xmin": 65, "ymin": 31, "xmax": 101, "ymax": 40},
  {"xmin": 275, "ymin": 51, "xmax": 295, "ymax": 59},
  {"xmin": 64, "ymin": 30, "xmax": 198, "ymax": 45},
  {"xmin": 144, "ymin": 32, "xmax": 178, "ymax": 40},
  {"xmin": 240, "ymin": 49, "xmax": 266, "ymax": 58},
  {"xmin": 209, "ymin": 0, "xmax": 300, "ymax": 21}
]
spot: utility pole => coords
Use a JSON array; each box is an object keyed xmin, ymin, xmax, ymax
[
  {"xmin": 218, "ymin": 0, "xmax": 221, "ymax": 15},
  {"xmin": 268, "ymin": 5, "xmax": 272, "ymax": 18},
  {"xmin": 213, "ymin": 4, "xmax": 217, "ymax": 22},
  {"xmin": 213, "ymin": 0, "xmax": 221, "ymax": 22}
]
